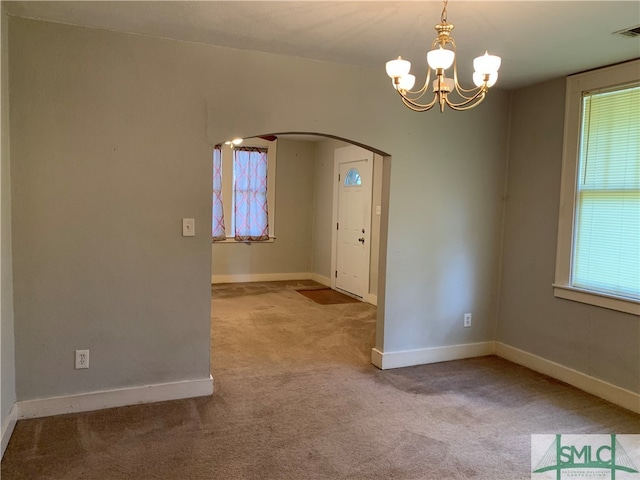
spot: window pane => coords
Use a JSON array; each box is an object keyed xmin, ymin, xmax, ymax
[
  {"xmin": 574, "ymin": 192, "xmax": 640, "ymax": 298},
  {"xmin": 234, "ymin": 147, "xmax": 269, "ymax": 241},
  {"xmin": 579, "ymin": 86, "xmax": 640, "ymax": 190},
  {"xmin": 212, "ymin": 146, "xmax": 226, "ymax": 241},
  {"xmin": 344, "ymin": 168, "xmax": 362, "ymax": 186}
]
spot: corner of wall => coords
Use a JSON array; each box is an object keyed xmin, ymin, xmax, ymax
[
  {"xmin": 1, "ymin": 402, "xmax": 17, "ymax": 458},
  {"xmin": 1, "ymin": 8, "xmax": 18, "ymax": 460},
  {"xmin": 493, "ymin": 89, "xmax": 514, "ymax": 343}
]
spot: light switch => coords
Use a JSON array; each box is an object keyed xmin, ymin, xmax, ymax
[
  {"xmin": 376, "ymin": 206, "xmax": 382, "ymax": 215},
  {"xmin": 182, "ymin": 218, "xmax": 195, "ymax": 237}
]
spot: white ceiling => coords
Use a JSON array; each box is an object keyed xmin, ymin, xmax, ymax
[{"xmin": 3, "ymin": 1, "xmax": 640, "ymax": 90}]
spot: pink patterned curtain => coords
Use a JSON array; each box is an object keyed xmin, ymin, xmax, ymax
[
  {"xmin": 212, "ymin": 146, "xmax": 226, "ymax": 241},
  {"xmin": 233, "ymin": 147, "xmax": 269, "ymax": 241}
]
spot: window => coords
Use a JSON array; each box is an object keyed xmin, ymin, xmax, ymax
[
  {"xmin": 212, "ymin": 138, "xmax": 277, "ymax": 242},
  {"xmin": 554, "ymin": 60, "xmax": 640, "ymax": 315},
  {"xmin": 573, "ymin": 86, "xmax": 639, "ymax": 297},
  {"xmin": 344, "ymin": 168, "xmax": 362, "ymax": 186}
]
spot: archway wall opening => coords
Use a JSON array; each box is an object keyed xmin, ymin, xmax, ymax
[{"xmin": 210, "ymin": 133, "xmax": 384, "ymax": 307}]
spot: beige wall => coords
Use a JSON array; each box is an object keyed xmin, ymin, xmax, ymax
[
  {"xmin": 370, "ymin": 153, "xmax": 383, "ymax": 297},
  {"xmin": 311, "ymin": 138, "xmax": 348, "ymax": 281},
  {"xmin": 212, "ymin": 138, "xmax": 315, "ymax": 278},
  {"xmin": 10, "ymin": 18, "xmax": 213, "ymax": 399},
  {"xmin": 9, "ymin": 17, "xmax": 510, "ymax": 401},
  {"xmin": 1, "ymin": 9, "xmax": 16, "ymax": 430},
  {"xmin": 497, "ymin": 78, "xmax": 640, "ymax": 393}
]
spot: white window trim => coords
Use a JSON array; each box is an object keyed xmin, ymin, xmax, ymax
[
  {"xmin": 554, "ymin": 59, "xmax": 640, "ymax": 316},
  {"xmin": 216, "ymin": 138, "xmax": 277, "ymax": 243}
]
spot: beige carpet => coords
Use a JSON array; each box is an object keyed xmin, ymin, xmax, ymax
[{"xmin": 2, "ymin": 280, "xmax": 638, "ymax": 479}]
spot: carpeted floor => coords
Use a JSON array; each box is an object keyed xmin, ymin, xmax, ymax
[{"xmin": 2, "ymin": 280, "xmax": 638, "ymax": 479}]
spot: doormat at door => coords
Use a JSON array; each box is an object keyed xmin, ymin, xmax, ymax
[{"xmin": 296, "ymin": 288, "xmax": 360, "ymax": 305}]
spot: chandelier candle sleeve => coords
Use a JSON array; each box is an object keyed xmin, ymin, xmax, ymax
[{"xmin": 385, "ymin": 0, "xmax": 501, "ymax": 112}]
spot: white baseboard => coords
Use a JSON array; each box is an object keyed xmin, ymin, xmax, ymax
[
  {"xmin": 310, "ymin": 273, "xmax": 331, "ymax": 287},
  {"xmin": 365, "ymin": 294, "xmax": 378, "ymax": 306},
  {"xmin": 371, "ymin": 341, "xmax": 495, "ymax": 370},
  {"xmin": 496, "ymin": 343, "xmax": 640, "ymax": 414},
  {"xmin": 212, "ymin": 272, "xmax": 311, "ymax": 284},
  {"xmin": 1, "ymin": 402, "xmax": 18, "ymax": 459},
  {"xmin": 17, "ymin": 375, "xmax": 214, "ymax": 420}
]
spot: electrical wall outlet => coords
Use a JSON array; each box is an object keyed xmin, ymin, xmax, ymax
[
  {"xmin": 75, "ymin": 349, "xmax": 89, "ymax": 369},
  {"xmin": 463, "ymin": 313, "xmax": 472, "ymax": 328}
]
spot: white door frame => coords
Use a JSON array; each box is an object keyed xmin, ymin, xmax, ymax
[{"xmin": 331, "ymin": 145, "xmax": 373, "ymax": 300}]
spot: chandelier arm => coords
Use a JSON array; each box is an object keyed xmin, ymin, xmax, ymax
[
  {"xmin": 432, "ymin": 37, "xmax": 445, "ymax": 49},
  {"xmin": 452, "ymin": 69, "xmax": 484, "ymax": 96},
  {"xmin": 448, "ymin": 40, "xmax": 482, "ymax": 96},
  {"xmin": 398, "ymin": 89, "xmax": 439, "ymax": 112},
  {"xmin": 445, "ymin": 90, "xmax": 487, "ymax": 110},
  {"xmin": 402, "ymin": 97, "xmax": 436, "ymax": 113},
  {"xmin": 450, "ymin": 71, "xmax": 480, "ymax": 100},
  {"xmin": 403, "ymin": 68, "xmax": 432, "ymax": 97},
  {"xmin": 453, "ymin": 84, "xmax": 483, "ymax": 99}
]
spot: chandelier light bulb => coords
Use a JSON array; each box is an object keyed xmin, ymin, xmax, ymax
[
  {"xmin": 473, "ymin": 51, "xmax": 501, "ymax": 75},
  {"xmin": 427, "ymin": 46, "xmax": 455, "ymax": 70},
  {"xmin": 473, "ymin": 71, "xmax": 498, "ymax": 88},
  {"xmin": 386, "ymin": 57, "xmax": 412, "ymax": 79},
  {"xmin": 393, "ymin": 74, "xmax": 416, "ymax": 91}
]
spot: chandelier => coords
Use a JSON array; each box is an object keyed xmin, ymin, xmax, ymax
[{"xmin": 385, "ymin": 0, "xmax": 501, "ymax": 112}]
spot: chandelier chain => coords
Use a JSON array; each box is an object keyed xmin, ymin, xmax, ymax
[{"xmin": 441, "ymin": 0, "xmax": 448, "ymax": 23}]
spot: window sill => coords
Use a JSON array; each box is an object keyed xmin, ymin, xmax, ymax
[
  {"xmin": 553, "ymin": 284, "xmax": 640, "ymax": 316},
  {"xmin": 212, "ymin": 237, "xmax": 276, "ymax": 244}
]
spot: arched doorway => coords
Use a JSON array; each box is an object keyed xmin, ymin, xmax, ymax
[{"xmin": 209, "ymin": 132, "xmax": 391, "ymax": 372}]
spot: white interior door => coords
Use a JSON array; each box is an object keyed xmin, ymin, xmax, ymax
[{"xmin": 333, "ymin": 146, "xmax": 373, "ymax": 298}]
